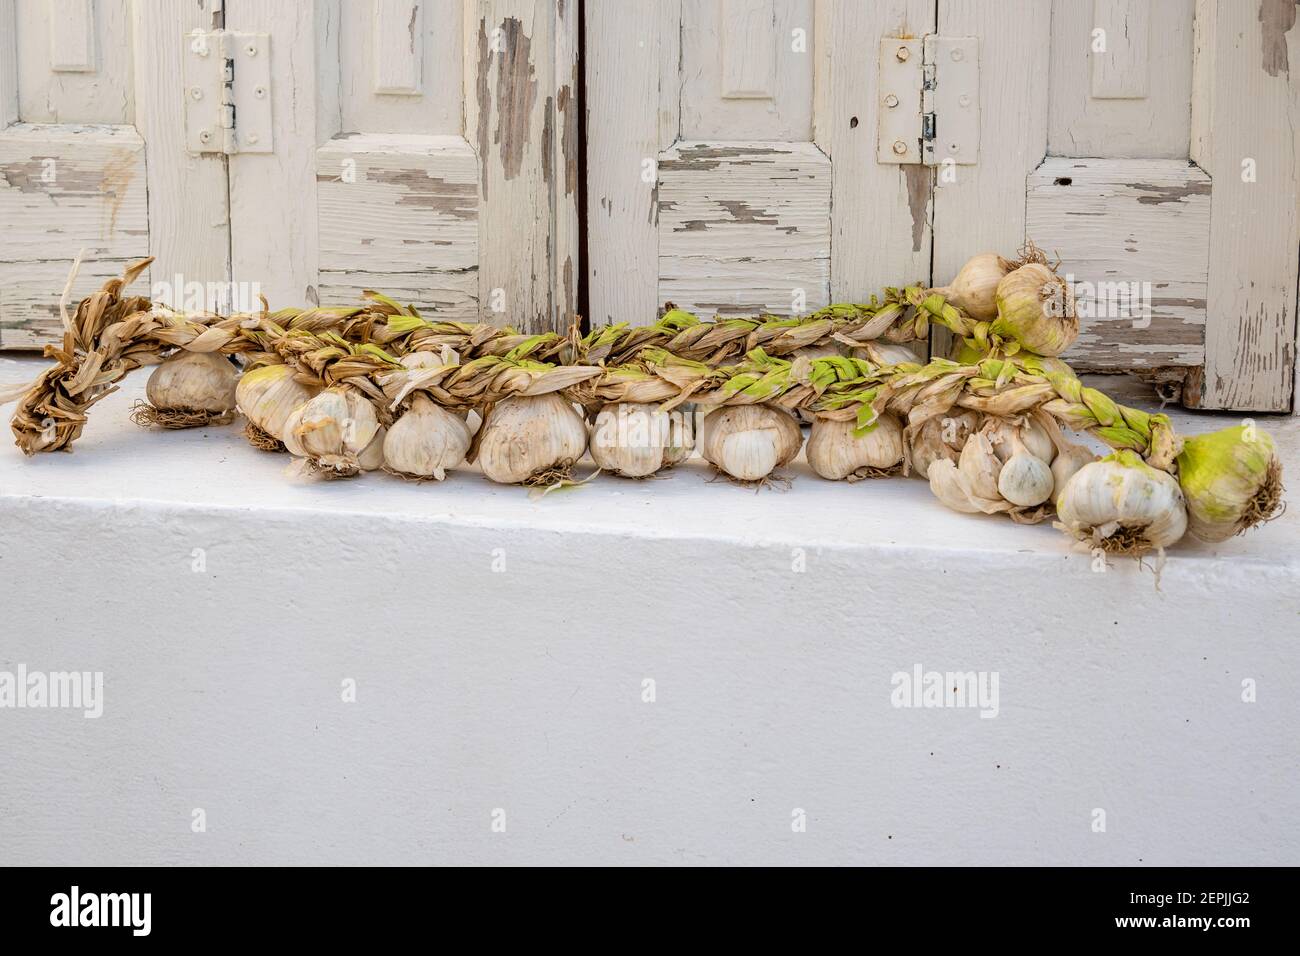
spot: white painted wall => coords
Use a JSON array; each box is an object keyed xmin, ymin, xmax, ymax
[{"xmin": 1, "ymin": 357, "xmax": 1298, "ymax": 865}]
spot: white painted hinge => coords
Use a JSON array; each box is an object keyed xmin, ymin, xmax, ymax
[
  {"xmin": 183, "ymin": 30, "xmax": 273, "ymax": 155},
  {"xmin": 877, "ymin": 35, "xmax": 980, "ymax": 167}
]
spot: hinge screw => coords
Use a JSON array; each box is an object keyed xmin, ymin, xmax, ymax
[
  {"xmin": 254, "ymin": 86, "xmax": 266, "ymax": 99},
  {"xmin": 246, "ymin": 133, "xmax": 259, "ymax": 145},
  {"xmin": 244, "ymin": 43, "xmax": 258, "ymax": 57},
  {"xmin": 884, "ymin": 94, "xmax": 899, "ymax": 109},
  {"xmin": 892, "ymin": 140, "xmax": 908, "ymax": 155},
  {"xmin": 190, "ymin": 87, "xmax": 203, "ymax": 101},
  {"xmin": 959, "ymin": 93, "xmax": 972, "ymax": 107},
  {"xmin": 199, "ymin": 130, "xmax": 212, "ymax": 144},
  {"xmin": 895, "ymin": 46, "xmax": 910, "ymax": 62},
  {"xmin": 951, "ymin": 48, "xmax": 964, "ymax": 61}
]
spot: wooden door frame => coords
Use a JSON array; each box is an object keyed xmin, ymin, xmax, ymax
[{"xmin": 222, "ymin": 0, "xmax": 578, "ymax": 333}]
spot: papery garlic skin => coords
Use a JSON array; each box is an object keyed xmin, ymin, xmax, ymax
[
  {"xmin": 1056, "ymin": 450, "xmax": 1187, "ymax": 553},
  {"xmin": 806, "ymin": 414, "xmax": 903, "ymax": 481},
  {"xmin": 590, "ymin": 402, "xmax": 689, "ymax": 478},
  {"xmin": 236, "ymin": 364, "xmax": 316, "ymax": 442},
  {"xmin": 700, "ymin": 404, "xmax": 802, "ymax": 482},
  {"xmin": 1050, "ymin": 444, "xmax": 1097, "ymax": 500},
  {"xmin": 991, "ymin": 262, "xmax": 1079, "ymax": 356},
  {"xmin": 958, "ymin": 432, "xmax": 1003, "ymax": 500},
  {"xmin": 477, "ymin": 393, "xmax": 588, "ymax": 484},
  {"xmin": 908, "ymin": 411, "xmax": 978, "ymax": 479},
  {"xmin": 1176, "ymin": 425, "xmax": 1283, "ymax": 542},
  {"xmin": 936, "ymin": 252, "xmax": 1015, "ymax": 321},
  {"xmin": 383, "ymin": 394, "xmax": 471, "ymax": 480},
  {"xmin": 927, "ymin": 459, "xmax": 985, "ymax": 513},
  {"xmin": 282, "ymin": 387, "xmax": 383, "ymax": 477},
  {"xmin": 146, "ymin": 351, "xmax": 238, "ymax": 415}
]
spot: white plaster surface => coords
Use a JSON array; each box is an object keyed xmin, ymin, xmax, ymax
[{"xmin": 1, "ymin": 355, "xmax": 1297, "ymax": 865}]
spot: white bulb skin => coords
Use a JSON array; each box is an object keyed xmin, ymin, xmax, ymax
[
  {"xmin": 700, "ymin": 405, "xmax": 802, "ymax": 482},
  {"xmin": 146, "ymin": 351, "xmax": 238, "ymax": 413},
  {"xmin": 806, "ymin": 414, "xmax": 903, "ymax": 481},
  {"xmin": 477, "ymin": 393, "xmax": 588, "ymax": 484}
]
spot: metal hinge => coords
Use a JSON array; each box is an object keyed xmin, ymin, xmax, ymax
[
  {"xmin": 877, "ymin": 35, "xmax": 980, "ymax": 167},
  {"xmin": 183, "ymin": 30, "xmax": 273, "ymax": 155}
]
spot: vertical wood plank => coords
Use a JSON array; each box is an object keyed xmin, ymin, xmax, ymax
[
  {"xmin": 225, "ymin": 0, "xmax": 321, "ymax": 308},
  {"xmin": 1091, "ymin": 0, "xmax": 1150, "ymax": 98},
  {"xmin": 931, "ymin": 0, "xmax": 1050, "ymax": 356},
  {"xmin": 373, "ymin": 0, "xmax": 424, "ymax": 94},
  {"xmin": 814, "ymin": 0, "xmax": 934, "ymax": 303},
  {"xmin": 131, "ymin": 0, "xmax": 230, "ymax": 310},
  {"xmin": 721, "ymin": 0, "xmax": 774, "ymax": 99},
  {"xmin": 1191, "ymin": 0, "xmax": 1299, "ymax": 411},
  {"xmin": 552, "ymin": 0, "xmax": 579, "ymax": 326},
  {"xmin": 586, "ymin": 0, "xmax": 676, "ymax": 327},
  {"xmin": 0, "ymin": 0, "xmax": 17, "ymax": 127},
  {"xmin": 48, "ymin": 0, "xmax": 96, "ymax": 73},
  {"xmin": 470, "ymin": 0, "xmax": 579, "ymax": 332}
]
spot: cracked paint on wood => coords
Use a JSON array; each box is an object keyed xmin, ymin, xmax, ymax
[
  {"xmin": 657, "ymin": 140, "xmax": 829, "ymax": 316},
  {"xmin": 1027, "ymin": 158, "xmax": 1211, "ymax": 371}
]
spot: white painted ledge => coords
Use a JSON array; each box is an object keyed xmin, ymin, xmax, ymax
[{"xmin": 1, "ymin": 356, "xmax": 1298, "ymax": 865}]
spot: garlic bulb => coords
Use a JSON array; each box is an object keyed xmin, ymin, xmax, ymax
[
  {"xmin": 995, "ymin": 436, "xmax": 1053, "ymax": 507},
  {"xmin": 1055, "ymin": 450, "xmax": 1187, "ymax": 553},
  {"xmin": 477, "ymin": 393, "xmax": 588, "ymax": 484},
  {"xmin": 136, "ymin": 350, "xmax": 239, "ymax": 426},
  {"xmin": 700, "ymin": 404, "xmax": 802, "ymax": 482},
  {"xmin": 1050, "ymin": 444, "xmax": 1097, "ymax": 500},
  {"xmin": 806, "ymin": 413, "xmax": 903, "ymax": 481},
  {"xmin": 236, "ymin": 364, "xmax": 316, "ymax": 447},
  {"xmin": 927, "ymin": 459, "xmax": 986, "ymax": 514},
  {"xmin": 958, "ymin": 431, "xmax": 1003, "ymax": 500},
  {"xmin": 1176, "ymin": 425, "xmax": 1284, "ymax": 542},
  {"xmin": 984, "ymin": 416, "xmax": 1055, "ymax": 465},
  {"xmin": 908, "ymin": 411, "xmax": 978, "ymax": 479},
  {"xmin": 934, "ymin": 252, "xmax": 1015, "ymax": 321},
  {"xmin": 383, "ymin": 393, "xmax": 471, "ymax": 480},
  {"xmin": 590, "ymin": 402, "xmax": 693, "ymax": 478},
  {"xmin": 991, "ymin": 262, "xmax": 1079, "ymax": 356},
  {"xmin": 281, "ymin": 387, "xmax": 385, "ymax": 478}
]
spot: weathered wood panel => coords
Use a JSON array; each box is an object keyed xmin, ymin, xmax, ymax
[
  {"xmin": 657, "ymin": 141, "xmax": 830, "ymax": 315},
  {"xmin": 585, "ymin": 0, "xmax": 679, "ymax": 326},
  {"xmin": 316, "ymin": 132, "xmax": 478, "ymax": 316},
  {"xmin": 0, "ymin": 256, "xmax": 142, "ymax": 348},
  {"xmin": 131, "ymin": 0, "xmax": 230, "ymax": 313},
  {"xmin": 225, "ymin": 1, "xmax": 321, "ymax": 308},
  {"xmin": 47, "ymin": 0, "xmax": 96, "ymax": 74},
  {"xmin": 470, "ymin": 0, "xmax": 580, "ymax": 331},
  {"xmin": 679, "ymin": 0, "xmax": 813, "ymax": 140},
  {"xmin": 0, "ymin": 0, "xmax": 15, "ymax": 127},
  {"xmin": 1090, "ymin": 0, "xmax": 1150, "ymax": 98},
  {"xmin": 0, "ymin": 124, "xmax": 147, "ymax": 262},
  {"xmin": 720, "ymin": 0, "xmax": 776, "ymax": 100},
  {"xmin": 1048, "ymin": 0, "xmax": 1194, "ymax": 159},
  {"xmin": 373, "ymin": 0, "xmax": 425, "ymax": 95},
  {"xmin": 14, "ymin": 0, "xmax": 132, "ymax": 124},
  {"xmin": 1191, "ymin": 0, "xmax": 1299, "ymax": 411},
  {"xmin": 336, "ymin": 0, "xmax": 463, "ymax": 133},
  {"xmin": 0, "ymin": 123, "xmax": 149, "ymax": 347},
  {"xmin": 1027, "ymin": 158, "xmax": 1209, "ymax": 370},
  {"xmin": 317, "ymin": 271, "xmax": 478, "ymax": 321},
  {"xmin": 932, "ymin": 0, "xmax": 1050, "ymax": 357},
  {"xmin": 814, "ymin": 1, "xmax": 934, "ymax": 305}
]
